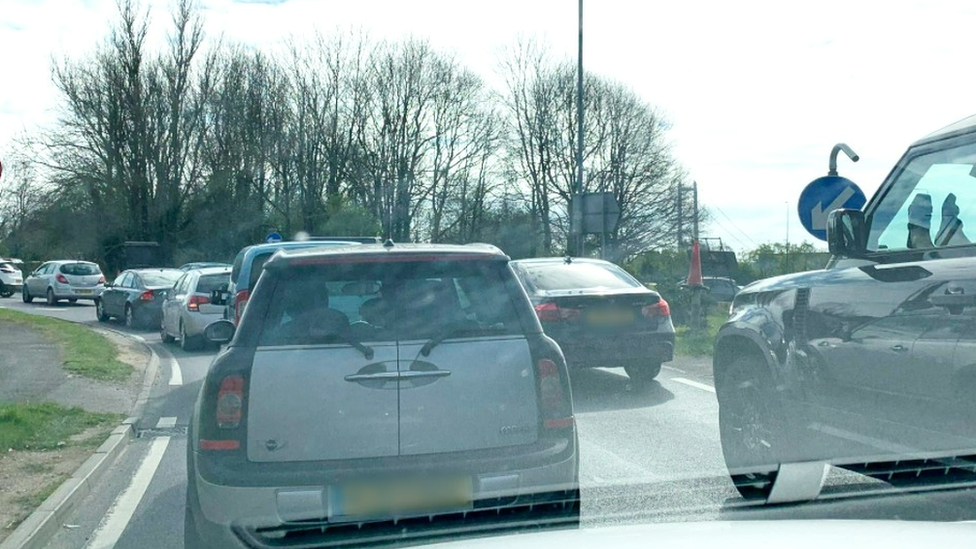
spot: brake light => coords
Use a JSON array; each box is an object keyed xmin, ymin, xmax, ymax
[
  {"xmin": 535, "ymin": 358, "xmax": 574, "ymax": 430},
  {"xmin": 139, "ymin": 290, "xmax": 154, "ymax": 302},
  {"xmin": 534, "ymin": 302, "xmax": 581, "ymax": 322},
  {"xmin": 188, "ymin": 295, "xmax": 210, "ymax": 311},
  {"xmin": 216, "ymin": 375, "xmax": 244, "ymax": 429},
  {"xmin": 234, "ymin": 290, "xmax": 250, "ymax": 324},
  {"xmin": 56, "ymin": 274, "xmax": 68, "ymax": 284},
  {"xmin": 642, "ymin": 298, "xmax": 671, "ymax": 318}
]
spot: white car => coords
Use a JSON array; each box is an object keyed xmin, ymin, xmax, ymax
[
  {"xmin": 0, "ymin": 258, "xmax": 24, "ymax": 298},
  {"xmin": 22, "ymin": 260, "xmax": 106, "ymax": 304},
  {"xmin": 160, "ymin": 266, "xmax": 231, "ymax": 350}
]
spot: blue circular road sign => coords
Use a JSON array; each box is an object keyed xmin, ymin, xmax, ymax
[
  {"xmin": 797, "ymin": 176, "xmax": 867, "ymax": 241},
  {"xmin": 266, "ymin": 232, "xmax": 283, "ymax": 244}
]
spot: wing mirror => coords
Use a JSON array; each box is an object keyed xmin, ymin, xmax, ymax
[
  {"xmin": 204, "ymin": 319, "xmax": 236, "ymax": 344},
  {"xmin": 827, "ymin": 209, "xmax": 867, "ymax": 258}
]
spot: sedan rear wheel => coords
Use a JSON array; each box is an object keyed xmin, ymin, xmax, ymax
[
  {"xmin": 95, "ymin": 299, "xmax": 110, "ymax": 322},
  {"xmin": 124, "ymin": 305, "xmax": 137, "ymax": 329},
  {"xmin": 624, "ymin": 361, "xmax": 662, "ymax": 386},
  {"xmin": 46, "ymin": 287, "xmax": 58, "ymax": 306}
]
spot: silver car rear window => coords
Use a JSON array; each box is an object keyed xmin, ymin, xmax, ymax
[
  {"xmin": 257, "ymin": 260, "xmax": 521, "ymax": 346},
  {"xmin": 59, "ymin": 262, "xmax": 101, "ymax": 276}
]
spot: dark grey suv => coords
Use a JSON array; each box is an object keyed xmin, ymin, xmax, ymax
[
  {"xmin": 186, "ymin": 243, "xmax": 580, "ymax": 548},
  {"xmin": 714, "ymin": 113, "xmax": 976, "ymax": 502}
]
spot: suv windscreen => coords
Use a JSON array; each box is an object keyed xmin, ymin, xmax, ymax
[
  {"xmin": 518, "ymin": 261, "xmax": 641, "ymax": 292},
  {"xmin": 60, "ymin": 263, "xmax": 100, "ymax": 276},
  {"xmin": 869, "ymin": 139, "xmax": 976, "ymax": 252},
  {"xmin": 257, "ymin": 260, "xmax": 522, "ymax": 346}
]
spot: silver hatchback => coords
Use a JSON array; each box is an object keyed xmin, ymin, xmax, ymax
[
  {"xmin": 22, "ymin": 260, "xmax": 105, "ymax": 304},
  {"xmin": 185, "ymin": 244, "xmax": 579, "ymax": 549},
  {"xmin": 161, "ymin": 266, "xmax": 231, "ymax": 351}
]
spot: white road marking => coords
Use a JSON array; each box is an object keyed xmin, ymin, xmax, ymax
[
  {"xmin": 85, "ymin": 436, "xmax": 170, "ymax": 549},
  {"xmin": 670, "ymin": 377, "xmax": 716, "ymax": 393},
  {"xmin": 168, "ymin": 356, "xmax": 182, "ymax": 386},
  {"xmin": 661, "ymin": 365, "xmax": 686, "ymax": 373},
  {"xmin": 155, "ymin": 416, "xmax": 177, "ymax": 429}
]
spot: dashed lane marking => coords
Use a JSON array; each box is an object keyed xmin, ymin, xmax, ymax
[{"xmin": 670, "ymin": 377, "xmax": 716, "ymax": 393}]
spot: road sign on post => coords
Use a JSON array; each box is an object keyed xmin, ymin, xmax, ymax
[
  {"xmin": 266, "ymin": 231, "xmax": 283, "ymax": 244},
  {"xmin": 798, "ymin": 176, "xmax": 866, "ymax": 241},
  {"xmin": 570, "ymin": 192, "xmax": 620, "ymax": 235}
]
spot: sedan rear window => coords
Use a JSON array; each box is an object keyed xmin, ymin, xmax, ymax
[
  {"xmin": 517, "ymin": 262, "xmax": 641, "ymax": 292},
  {"xmin": 59, "ymin": 262, "xmax": 101, "ymax": 276},
  {"xmin": 142, "ymin": 271, "xmax": 182, "ymax": 286},
  {"xmin": 257, "ymin": 260, "xmax": 522, "ymax": 346}
]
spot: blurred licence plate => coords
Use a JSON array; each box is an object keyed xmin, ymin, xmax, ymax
[
  {"xmin": 75, "ymin": 289, "xmax": 92, "ymax": 295},
  {"xmin": 331, "ymin": 477, "xmax": 472, "ymax": 520},
  {"xmin": 587, "ymin": 309, "xmax": 635, "ymax": 326}
]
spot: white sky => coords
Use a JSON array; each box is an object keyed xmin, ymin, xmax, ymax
[{"xmin": 3, "ymin": 0, "xmax": 976, "ymax": 252}]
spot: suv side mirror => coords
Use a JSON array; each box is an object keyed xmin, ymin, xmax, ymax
[{"xmin": 827, "ymin": 208, "xmax": 867, "ymax": 257}]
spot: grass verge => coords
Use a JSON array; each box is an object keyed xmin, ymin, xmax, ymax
[
  {"xmin": 0, "ymin": 402, "xmax": 122, "ymax": 451},
  {"xmin": 0, "ymin": 308, "xmax": 131, "ymax": 381},
  {"xmin": 675, "ymin": 310, "xmax": 726, "ymax": 357}
]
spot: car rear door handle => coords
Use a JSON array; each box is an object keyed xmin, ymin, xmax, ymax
[
  {"xmin": 890, "ymin": 344, "xmax": 909, "ymax": 353},
  {"xmin": 344, "ymin": 372, "xmax": 400, "ymax": 382},
  {"xmin": 398, "ymin": 370, "xmax": 451, "ymax": 379}
]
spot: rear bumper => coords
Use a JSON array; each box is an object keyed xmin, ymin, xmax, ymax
[
  {"xmin": 184, "ymin": 311, "xmax": 224, "ymax": 337},
  {"xmin": 189, "ymin": 443, "xmax": 579, "ymax": 548},
  {"xmin": 553, "ymin": 331, "xmax": 675, "ymax": 367},
  {"xmin": 53, "ymin": 284, "xmax": 103, "ymax": 299}
]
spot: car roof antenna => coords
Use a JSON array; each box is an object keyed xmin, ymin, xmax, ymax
[
  {"xmin": 383, "ymin": 239, "xmax": 395, "ymax": 249},
  {"xmin": 564, "ymin": 255, "xmax": 573, "ymax": 264}
]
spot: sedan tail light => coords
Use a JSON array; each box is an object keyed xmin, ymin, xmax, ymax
[
  {"xmin": 56, "ymin": 274, "xmax": 69, "ymax": 284},
  {"xmin": 642, "ymin": 298, "xmax": 671, "ymax": 318},
  {"xmin": 188, "ymin": 295, "xmax": 210, "ymax": 311},
  {"xmin": 139, "ymin": 290, "xmax": 154, "ymax": 302},
  {"xmin": 534, "ymin": 302, "xmax": 581, "ymax": 322},
  {"xmin": 535, "ymin": 358, "xmax": 574, "ymax": 430}
]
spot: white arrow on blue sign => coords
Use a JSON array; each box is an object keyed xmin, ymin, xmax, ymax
[
  {"xmin": 266, "ymin": 232, "xmax": 283, "ymax": 244},
  {"xmin": 797, "ymin": 176, "xmax": 867, "ymax": 241}
]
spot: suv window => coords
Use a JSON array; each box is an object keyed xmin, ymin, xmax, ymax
[
  {"xmin": 869, "ymin": 140, "xmax": 976, "ymax": 252},
  {"xmin": 257, "ymin": 260, "xmax": 521, "ymax": 346}
]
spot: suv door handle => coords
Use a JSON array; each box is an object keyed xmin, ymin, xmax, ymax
[{"xmin": 890, "ymin": 344, "xmax": 909, "ymax": 353}]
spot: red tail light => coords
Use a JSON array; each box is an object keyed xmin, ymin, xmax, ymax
[
  {"xmin": 216, "ymin": 375, "xmax": 244, "ymax": 429},
  {"xmin": 56, "ymin": 274, "xmax": 68, "ymax": 284},
  {"xmin": 234, "ymin": 290, "xmax": 250, "ymax": 324},
  {"xmin": 642, "ymin": 298, "xmax": 671, "ymax": 318},
  {"xmin": 188, "ymin": 295, "xmax": 210, "ymax": 311},
  {"xmin": 139, "ymin": 290, "xmax": 154, "ymax": 302},
  {"xmin": 534, "ymin": 302, "xmax": 581, "ymax": 322},
  {"xmin": 535, "ymin": 358, "xmax": 574, "ymax": 430}
]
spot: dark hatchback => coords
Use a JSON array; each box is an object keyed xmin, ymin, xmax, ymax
[
  {"xmin": 96, "ymin": 268, "xmax": 184, "ymax": 329},
  {"xmin": 511, "ymin": 257, "xmax": 674, "ymax": 384}
]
